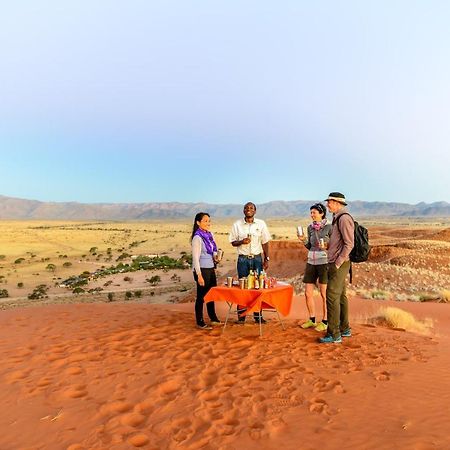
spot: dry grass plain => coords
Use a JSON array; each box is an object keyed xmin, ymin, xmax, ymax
[{"xmin": 0, "ymin": 217, "xmax": 449, "ymax": 308}]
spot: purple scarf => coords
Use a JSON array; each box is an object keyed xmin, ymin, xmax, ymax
[
  {"xmin": 194, "ymin": 229, "xmax": 217, "ymax": 255},
  {"xmin": 312, "ymin": 219, "xmax": 328, "ymax": 231}
]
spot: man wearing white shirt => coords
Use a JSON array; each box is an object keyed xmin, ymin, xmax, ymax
[{"xmin": 229, "ymin": 202, "xmax": 271, "ymax": 323}]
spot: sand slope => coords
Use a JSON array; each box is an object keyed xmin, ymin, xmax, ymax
[{"xmin": 0, "ymin": 298, "xmax": 449, "ymax": 449}]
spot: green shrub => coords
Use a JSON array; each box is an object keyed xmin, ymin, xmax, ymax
[
  {"xmin": 134, "ymin": 290, "xmax": 142, "ymax": 298},
  {"xmin": 0, "ymin": 289, "xmax": 9, "ymax": 298},
  {"xmin": 107, "ymin": 292, "xmax": 114, "ymax": 302},
  {"xmin": 125, "ymin": 291, "xmax": 133, "ymax": 299}
]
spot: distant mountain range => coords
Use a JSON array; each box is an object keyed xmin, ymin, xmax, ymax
[{"xmin": 0, "ymin": 195, "xmax": 449, "ymax": 219}]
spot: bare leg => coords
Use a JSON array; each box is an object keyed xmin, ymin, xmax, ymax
[
  {"xmin": 319, "ymin": 283, "xmax": 327, "ymax": 321},
  {"xmin": 305, "ymin": 283, "xmax": 315, "ymax": 318}
]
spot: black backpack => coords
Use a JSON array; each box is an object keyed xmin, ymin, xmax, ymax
[{"xmin": 336, "ymin": 213, "xmax": 371, "ymax": 263}]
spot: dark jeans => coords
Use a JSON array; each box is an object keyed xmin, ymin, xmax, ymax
[
  {"xmin": 237, "ymin": 254, "xmax": 263, "ymax": 321},
  {"xmin": 193, "ymin": 268, "xmax": 219, "ymax": 325},
  {"xmin": 326, "ymin": 261, "xmax": 351, "ymax": 339}
]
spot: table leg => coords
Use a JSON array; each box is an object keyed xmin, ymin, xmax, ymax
[
  {"xmin": 276, "ymin": 309, "xmax": 285, "ymax": 330},
  {"xmin": 222, "ymin": 302, "xmax": 233, "ymax": 333}
]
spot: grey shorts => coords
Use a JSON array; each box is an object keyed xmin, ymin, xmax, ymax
[{"xmin": 303, "ymin": 263, "xmax": 328, "ymax": 284}]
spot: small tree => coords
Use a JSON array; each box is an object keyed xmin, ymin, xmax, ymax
[
  {"xmin": 147, "ymin": 275, "xmax": 161, "ymax": 286},
  {"xmin": 46, "ymin": 263, "xmax": 56, "ymax": 272}
]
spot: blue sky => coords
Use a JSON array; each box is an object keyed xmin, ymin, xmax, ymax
[{"xmin": 0, "ymin": 1, "xmax": 449, "ymax": 205}]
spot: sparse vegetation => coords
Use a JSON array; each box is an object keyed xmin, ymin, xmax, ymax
[
  {"xmin": 0, "ymin": 289, "xmax": 9, "ymax": 298},
  {"xmin": 28, "ymin": 285, "xmax": 49, "ymax": 300},
  {"xmin": 146, "ymin": 275, "xmax": 161, "ymax": 286}
]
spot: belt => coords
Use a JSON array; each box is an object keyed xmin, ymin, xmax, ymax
[{"xmin": 238, "ymin": 254, "xmax": 261, "ymax": 259}]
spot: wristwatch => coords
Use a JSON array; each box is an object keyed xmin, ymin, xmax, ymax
[{"xmin": 264, "ymin": 256, "xmax": 270, "ymax": 261}]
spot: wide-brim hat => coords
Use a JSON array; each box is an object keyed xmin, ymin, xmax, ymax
[{"xmin": 324, "ymin": 192, "xmax": 348, "ymax": 206}]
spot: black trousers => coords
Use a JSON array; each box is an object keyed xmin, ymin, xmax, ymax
[{"xmin": 193, "ymin": 268, "xmax": 219, "ymax": 325}]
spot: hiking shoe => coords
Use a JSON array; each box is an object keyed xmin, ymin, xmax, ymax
[
  {"xmin": 254, "ymin": 317, "xmax": 267, "ymax": 324},
  {"xmin": 319, "ymin": 334, "xmax": 342, "ymax": 344},
  {"xmin": 314, "ymin": 322, "xmax": 328, "ymax": 332},
  {"xmin": 197, "ymin": 323, "xmax": 212, "ymax": 330},
  {"xmin": 341, "ymin": 328, "xmax": 352, "ymax": 337},
  {"xmin": 301, "ymin": 319, "xmax": 316, "ymax": 329}
]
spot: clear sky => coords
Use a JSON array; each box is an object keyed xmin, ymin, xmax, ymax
[{"xmin": 1, "ymin": 1, "xmax": 449, "ymax": 205}]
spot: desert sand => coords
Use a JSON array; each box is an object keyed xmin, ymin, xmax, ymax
[
  {"xmin": 0, "ymin": 295, "xmax": 449, "ymax": 450},
  {"xmin": 0, "ymin": 219, "xmax": 449, "ymax": 449}
]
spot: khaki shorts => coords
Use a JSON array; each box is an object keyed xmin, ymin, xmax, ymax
[{"xmin": 303, "ymin": 263, "xmax": 328, "ymax": 284}]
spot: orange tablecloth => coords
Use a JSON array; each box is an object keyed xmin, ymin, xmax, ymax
[{"xmin": 204, "ymin": 283, "xmax": 293, "ymax": 316}]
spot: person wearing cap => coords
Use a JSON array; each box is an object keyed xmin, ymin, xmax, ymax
[
  {"xmin": 319, "ymin": 192, "xmax": 354, "ymax": 344},
  {"xmin": 298, "ymin": 203, "xmax": 332, "ymax": 332},
  {"xmin": 229, "ymin": 202, "xmax": 271, "ymax": 324}
]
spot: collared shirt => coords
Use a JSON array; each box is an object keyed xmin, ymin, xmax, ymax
[
  {"xmin": 229, "ymin": 218, "xmax": 271, "ymax": 256},
  {"xmin": 327, "ymin": 208, "xmax": 354, "ymax": 267}
]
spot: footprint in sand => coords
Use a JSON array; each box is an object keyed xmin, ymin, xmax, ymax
[
  {"xmin": 373, "ymin": 370, "xmax": 391, "ymax": 381},
  {"xmin": 64, "ymin": 384, "xmax": 88, "ymax": 398},
  {"xmin": 128, "ymin": 433, "xmax": 150, "ymax": 447},
  {"xmin": 308, "ymin": 397, "xmax": 329, "ymax": 414}
]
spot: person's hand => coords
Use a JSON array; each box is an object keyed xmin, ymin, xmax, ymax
[
  {"xmin": 241, "ymin": 237, "xmax": 251, "ymax": 245},
  {"xmin": 198, "ymin": 275, "xmax": 205, "ymax": 286},
  {"xmin": 297, "ymin": 235, "xmax": 307, "ymax": 243},
  {"xmin": 263, "ymin": 260, "xmax": 269, "ymax": 271}
]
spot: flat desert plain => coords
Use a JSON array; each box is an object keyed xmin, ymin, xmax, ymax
[{"xmin": 0, "ymin": 218, "xmax": 449, "ymax": 449}]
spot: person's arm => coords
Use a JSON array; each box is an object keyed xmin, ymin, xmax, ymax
[
  {"xmin": 229, "ymin": 222, "xmax": 250, "ymax": 247},
  {"xmin": 261, "ymin": 222, "xmax": 271, "ymax": 270},
  {"xmin": 262, "ymin": 242, "xmax": 270, "ymax": 270},
  {"xmin": 335, "ymin": 216, "xmax": 355, "ymax": 268},
  {"xmin": 304, "ymin": 226, "xmax": 312, "ymax": 250},
  {"xmin": 192, "ymin": 237, "xmax": 205, "ymax": 286}
]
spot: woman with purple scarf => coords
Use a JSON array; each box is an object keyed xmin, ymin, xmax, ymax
[
  {"xmin": 298, "ymin": 203, "xmax": 332, "ymax": 332},
  {"xmin": 191, "ymin": 212, "xmax": 222, "ymax": 329}
]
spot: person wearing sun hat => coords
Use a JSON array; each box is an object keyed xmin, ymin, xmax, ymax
[{"xmin": 319, "ymin": 192, "xmax": 354, "ymax": 344}]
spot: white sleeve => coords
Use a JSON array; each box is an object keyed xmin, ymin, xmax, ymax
[
  {"xmin": 229, "ymin": 222, "xmax": 239, "ymax": 243},
  {"xmin": 191, "ymin": 236, "xmax": 202, "ymax": 275},
  {"xmin": 261, "ymin": 221, "xmax": 271, "ymax": 244}
]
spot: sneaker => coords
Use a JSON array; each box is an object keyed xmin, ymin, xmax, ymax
[
  {"xmin": 301, "ymin": 319, "xmax": 316, "ymax": 329},
  {"xmin": 197, "ymin": 323, "xmax": 212, "ymax": 330},
  {"xmin": 210, "ymin": 320, "xmax": 222, "ymax": 326},
  {"xmin": 341, "ymin": 328, "xmax": 352, "ymax": 337},
  {"xmin": 319, "ymin": 334, "xmax": 342, "ymax": 344},
  {"xmin": 314, "ymin": 322, "xmax": 328, "ymax": 332},
  {"xmin": 234, "ymin": 319, "xmax": 246, "ymax": 325},
  {"xmin": 254, "ymin": 317, "xmax": 267, "ymax": 324}
]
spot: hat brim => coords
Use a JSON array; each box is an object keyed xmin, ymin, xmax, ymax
[{"xmin": 324, "ymin": 197, "xmax": 347, "ymax": 206}]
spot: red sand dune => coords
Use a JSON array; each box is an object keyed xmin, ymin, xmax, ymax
[{"xmin": 1, "ymin": 295, "xmax": 450, "ymax": 450}]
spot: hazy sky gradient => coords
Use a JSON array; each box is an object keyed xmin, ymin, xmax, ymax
[{"xmin": 1, "ymin": 1, "xmax": 449, "ymax": 204}]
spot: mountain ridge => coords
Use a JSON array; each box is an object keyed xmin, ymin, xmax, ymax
[{"xmin": 0, "ymin": 195, "xmax": 449, "ymax": 219}]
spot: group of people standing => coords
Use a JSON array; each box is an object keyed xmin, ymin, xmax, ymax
[{"xmin": 190, "ymin": 192, "xmax": 354, "ymax": 344}]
